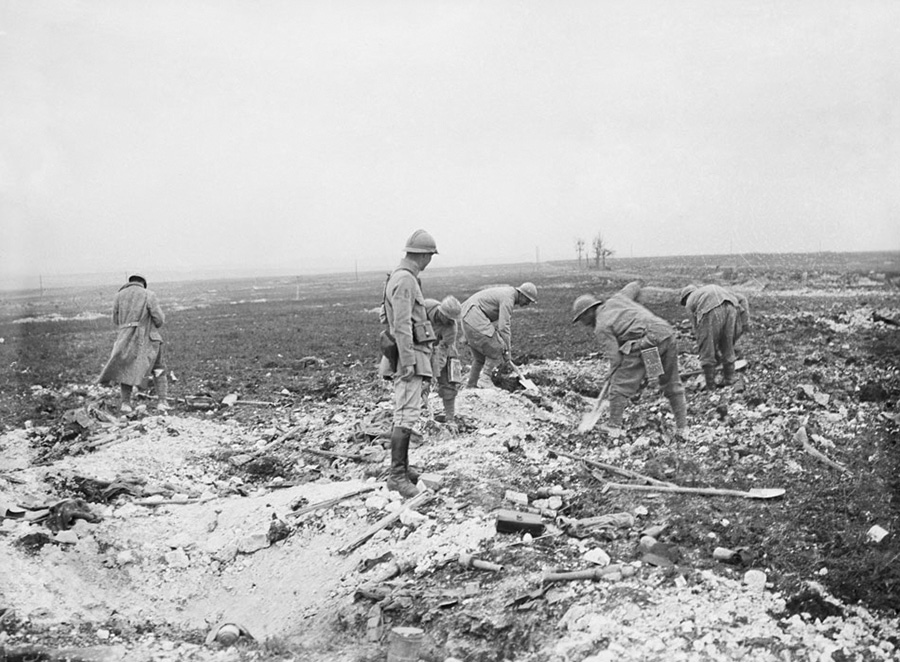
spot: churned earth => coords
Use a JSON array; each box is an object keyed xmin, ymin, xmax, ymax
[{"xmin": 1, "ymin": 256, "xmax": 899, "ymax": 661}]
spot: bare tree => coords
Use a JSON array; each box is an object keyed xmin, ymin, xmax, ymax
[
  {"xmin": 575, "ymin": 238, "xmax": 585, "ymax": 268},
  {"xmin": 592, "ymin": 233, "xmax": 614, "ymax": 270}
]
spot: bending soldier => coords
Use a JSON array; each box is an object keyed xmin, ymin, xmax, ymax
[
  {"xmin": 379, "ymin": 230, "xmax": 439, "ymax": 498},
  {"xmin": 424, "ymin": 296, "xmax": 463, "ymax": 423},
  {"xmin": 460, "ymin": 282, "xmax": 537, "ymax": 388},
  {"xmin": 679, "ymin": 284, "xmax": 750, "ymax": 389},
  {"xmin": 572, "ymin": 280, "xmax": 688, "ymax": 438}
]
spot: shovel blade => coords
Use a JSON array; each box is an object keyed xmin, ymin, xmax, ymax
[
  {"xmin": 747, "ymin": 488, "xmax": 785, "ymax": 500},
  {"xmin": 577, "ymin": 401, "xmax": 608, "ymax": 433},
  {"xmin": 519, "ymin": 376, "xmax": 539, "ymax": 392}
]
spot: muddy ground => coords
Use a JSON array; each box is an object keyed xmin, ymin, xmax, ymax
[{"xmin": 1, "ymin": 254, "xmax": 899, "ymax": 661}]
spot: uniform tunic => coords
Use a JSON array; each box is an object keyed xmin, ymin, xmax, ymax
[
  {"xmin": 425, "ymin": 300, "xmax": 460, "ymax": 403},
  {"xmin": 383, "ymin": 258, "xmax": 434, "ymax": 427},
  {"xmin": 460, "ymin": 285, "xmax": 517, "ymax": 360},
  {"xmin": 593, "ymin": 281, "xmax": 684, "ymax": 399},
  {"xmin": 98, "ymin": 282, "xmax": 165, "ymax": 387}
]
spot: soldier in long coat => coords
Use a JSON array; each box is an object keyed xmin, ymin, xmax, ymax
[
  {"xmin": 460, "ymin": 282, "xmax": 537, "ymax": 388},
  {"xmin": 679, "ymin": 284, "xmax": 750, "ymax": 389},
  {"xmin": 572, "ymin": 280, "xmax": 687, "ymax": 438},
  {"xmin": 98, "ymin": 275, "xmax": 169, "ymax": 412}
]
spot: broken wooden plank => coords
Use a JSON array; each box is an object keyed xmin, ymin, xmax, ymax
[
  {"xmin": 604, "ymin": 481, "xmax": 785, "ymax": 500},
  {"xmin": 549, "ymin": 448, "xmax": 676, "ymax": 487},
  {"xmin": 337, "ymin": 491, "xmax": 435, "ymax": 555},
  {"xmin": 301, "ymin": 447, "xmax": 364, "ymax": 462},
  {"xmin": 286, "ymin": 485, "xmax": 379, "ymax": 518},
  {"xmin": 793, "ymin": 426, "xmax": 850, "ymax": 475}
]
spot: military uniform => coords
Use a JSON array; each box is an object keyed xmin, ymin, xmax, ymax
[
  {"xmin": 424, "ymin": 298, "xmax": 461, "ymax": 420},
  {"xmin": 461, "ymin": 283, "xmax": 536, "ymax": 388},
  {"xmin": 681, "ymin": 284, "xmax": 750, "ymax": 387},
  {"xmin": 383, "ymin": 258, "xmax": 434, "ymax": 428},
  {"xmin": 582, "ymin": 281, "xmax": 687, "ymax": 431},
  {"xmin": 379, "ymin": 229, "xmax": 440, "ymax": 498}
]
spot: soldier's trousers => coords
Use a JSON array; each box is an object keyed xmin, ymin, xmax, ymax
[
  {"xmin": 610, "ymin": 336, "xmax": 685, "ymax": 399},
  {"xmin": 697, "ymin": 303, "xmax": 738, "ymax": 368}
]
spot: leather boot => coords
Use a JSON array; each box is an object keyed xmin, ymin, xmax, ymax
[
  {"xmin": 441, "ymin": 397, "xmax": 456, "ymax": 422},
  {"xmin": 702, "ymin": 365, "xmax": 716, "ymax": 391},
  {"xmin": 466, "ymin": 360, "xmax": 484, "ymax": 388},
  {"xmin": 119, "ymin": 384, "xmax": 134, "ymax": 413},
  {"xmin": 154, "ymin": 370, "xmax": 170, "ymax": 410},
  {"xmin": 386, "ymin": 427, "xmax": 420, "ymax": 498},
  {"xmin": 668, "ymin": 393, "xmax": 688, "ymax": 429},
  {"xmin": 722, "ymin": 362, "xmax": 736, "ymax": 386},
  {"xmin": 477, "ymin": 357, "xmax": 501, "ymax": 389},
  {"xmin": 607, "ymin": 394, "xmax": 627, "ymax": 428}
]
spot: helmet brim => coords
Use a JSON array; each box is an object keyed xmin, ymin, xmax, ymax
[{"xmin": 572, "ymin": 301, "xmax": 602, "ymax": 324}]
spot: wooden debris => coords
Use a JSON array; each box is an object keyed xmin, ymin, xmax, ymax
[
  {"xmin": 550, "ymin": 448, "xmax": 676, "ymax": 487},
  {"xmin": 603, "ymin": 481, "xmax": 785, "ymax": 500},
  {"xmin": 337, "ymin": 491, "xmax": 435, "ymax": 555},
  {"xmin": 300, "ymin": 447, "xmax": 364, "ymax": 462},
  {"xmin": 286, "ymin": 485, "xmax": 379, "ymax": 518},
  {"xmin": 794, "ymin": 426, "xmax": 851, "ymax": 475},
  {"xmin": 542, "ymin": 564, "xmax": 636, "ymax": 583}
]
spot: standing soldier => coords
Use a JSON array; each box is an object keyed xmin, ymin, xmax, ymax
[
  {"xmin": 572, "ymin": 280, "xmax": 688, "ymax": 438},
  {"xmin": 379, "ymin": 230, "xmax": 439, "ymax": 498},
  {"xmin": 679, "ymin": 284, "xmax": 750, "ymax": 389},
  {"xmin": 98, "ymin": 274, "xmax": 169, "ymax": 413},
  {"xmin": 423, "ymin": 296, "xmax": 463, "ymax": 423},
  {"xmin": 461, "ymin": 282, "xmax": 537, "ymax": 388}
]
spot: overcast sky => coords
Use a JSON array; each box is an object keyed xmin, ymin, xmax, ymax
[{"xmin": 1, "ymin": 0, "xmax": 898, "ymax": 287}]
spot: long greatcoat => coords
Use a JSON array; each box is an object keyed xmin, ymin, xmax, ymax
[{"xmin": 98, "ymin": 282, "xmax": 165, "ymax": 387}]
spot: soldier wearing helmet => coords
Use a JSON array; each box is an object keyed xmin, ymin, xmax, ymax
[
  {"xmin": 460, "ymin": 282, "xmax": 537, "ymax": 389},
  {"xmin": 680, "ymin": 283, "xmax": 750, "ymax": 389},
  {"xmin": 423, "ymin": 296, "xmax": 463, "ymax": 424},
  {"xmin": 379, "ymin": 229, "xmax": 439, "ymax": 498},
  {"xmin": 572, "ymin": 280, "xmax": 688, "ymax": 438}
]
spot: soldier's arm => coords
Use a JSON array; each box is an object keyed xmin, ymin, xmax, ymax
[
  {"xmin": 390, "ymin": 276, "xmax": 417, "ymax": 369},
  {"xmin": 597, "ymin": 327, "xmax": 622, "ymax": 380},
  {"xmin": 444, "ymin": 322, "xmax": 459, "ymax": 358},
  {"xmin": 620, "ymin": 280, "xmax": 643, "ymax": 301},
  {"xmin": 147, "ymin": 292, "xmax": 165, "ymax": 328},
  {"xmin": 497, "ymin": 291, "xmax": 514, "ymax": 349}
]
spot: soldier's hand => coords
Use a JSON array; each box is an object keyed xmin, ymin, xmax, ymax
[{"xmin": 399, "ymin": 365, "xmax": 416, "ymax": 381}]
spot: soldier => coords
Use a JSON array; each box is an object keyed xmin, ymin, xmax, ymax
[
  {"xmin": 679, "ymin": 284, "xmax": 750, "ymax": 389},
  {"xmin": 422, "ymin": 296, "xmax": 463, "ymax": 423},
  {"xmin": 572, "ymin": 280, "xmax": 688, "ymax": 438},
  {"xmin": 379, "ymin": 229, "xmax": 439, "ymax": 497},
  {"xmin": 460, "ymin": 282, "xmax": 537, "ymax": 388},
  {"xmin": 98, "ymin": 274, "xmax": 169, "ymax": 413}
]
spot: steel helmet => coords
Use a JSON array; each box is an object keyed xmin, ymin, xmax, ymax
[
  {"xmin": 572, "ymin": 294, "xmax": 602, "ymax": 323},
  {"xmin": 438, "ymin": 295, "xmax": 461, "ymax": 320},
  {"xmin": 404, "ymin": 229, "xmax": 439, "ymax": 254},
  {"xmin": 516, "ymin": 282, "xmax": 538, "ymax": 303},
  {"xmin": 679, "ymin": 284, "xmax": 697, "ymax": 305},
  {"xmin": 128, "ymin": 274, "xmax": 147, "ymax": 288}
]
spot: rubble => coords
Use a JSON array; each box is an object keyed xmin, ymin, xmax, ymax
[{"xmin": 1, "ymin": 269, "xmax": 899, "ymax": 661}]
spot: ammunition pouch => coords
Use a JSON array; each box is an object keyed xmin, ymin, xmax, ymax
[{"xmin": 412, "ymin": 320, "xmax": 436, "ymax": 345}]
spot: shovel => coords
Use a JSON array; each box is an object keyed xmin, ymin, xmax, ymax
[
  {"xmin": 509, "ymin": 361, "xmax": 539, "ymax": 392},
  {"xmin": 604, "ymin": 481, "xmax": 785, "ymax": 500},
  {"xmin": 577, "ymin": 380, "xmax": 610, "ymax": 433}
]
